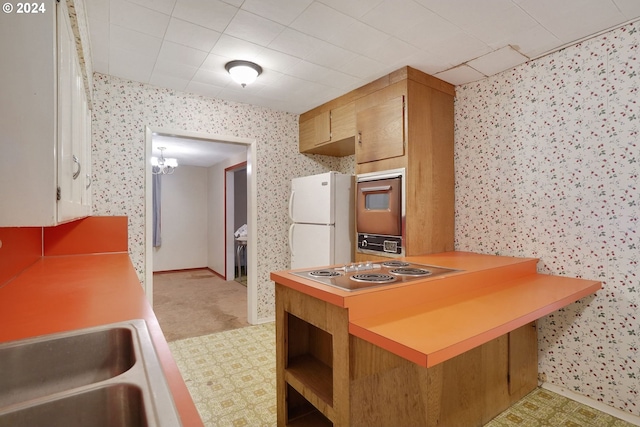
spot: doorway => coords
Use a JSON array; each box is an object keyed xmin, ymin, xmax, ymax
[
  {"xmin": 225, "ymin": 162, "xmax": 248, "ymax": 284},
  {"xmin": 144, "ymin": 126, "xmax": 259, "ymax": 324}
]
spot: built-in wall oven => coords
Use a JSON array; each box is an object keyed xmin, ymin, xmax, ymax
[{"xmin": 356, "ymin": 168, "xmax": 405, "ymax": 257}]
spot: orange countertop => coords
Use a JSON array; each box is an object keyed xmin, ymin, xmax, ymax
[
  {"xmin": 0, "ymin": 233, "xmax": 203, "ymax": 426},
  {"xmin": 270, "ymin": 251, "xmax": 601, "ymax": 368}
]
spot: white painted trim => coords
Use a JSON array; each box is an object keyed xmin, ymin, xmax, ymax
[
  {"xmin": 144, "ymin": 126, "xmax": 259, "ymax": 324},
  {"xmin": 540, "ymin": 382, "xmax": 640, "ymax": 426}
]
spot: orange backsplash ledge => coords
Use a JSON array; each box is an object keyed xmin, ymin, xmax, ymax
[
  {"xmin": 0, "ymin": 227, "xmax": 42, "ymax": 286},
  {"xmin": 0, "ymin": 216, "xmax": 128, "ymax": 287},
  {"xmin": 44, "ymin": 216, "xmax": 128, "ymax": 256}
]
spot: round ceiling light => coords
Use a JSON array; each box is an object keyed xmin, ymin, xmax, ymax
[{"xmin": 225, "ymin": 60, "xmax": 263, "ymax": 88}]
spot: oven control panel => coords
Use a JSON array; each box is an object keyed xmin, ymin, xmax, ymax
[{"xmin": 357, "ymin": 233, "xmax": 403, "ymax": 256}]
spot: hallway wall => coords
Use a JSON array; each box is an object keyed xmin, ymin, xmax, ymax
[{"xmin": 153, "ymin": 165, "xmax": 208, "ymax": 271}]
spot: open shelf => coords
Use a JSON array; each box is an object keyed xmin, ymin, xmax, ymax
[
  {"xmin": 286, "ymin": 384, "xmax": 332, "ymax": 427},
  {"xmin": 286, "ymin": 354, "xmax": 333, "ymax": 405}
]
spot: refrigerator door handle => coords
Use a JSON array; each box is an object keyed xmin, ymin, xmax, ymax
[
  {"xmin": 289, "ymin": 223, "xmax": 295, "ymax": 255},
  {"xmin": 288, "ymin": 190, "xmax": 295, "ymax": 221}
]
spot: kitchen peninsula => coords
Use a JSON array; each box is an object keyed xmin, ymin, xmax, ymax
[{"xmin": 271, "ymin": 251, "xmax": 601, "ymax": 427}]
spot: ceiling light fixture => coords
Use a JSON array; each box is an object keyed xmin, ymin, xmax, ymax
[
  {"xmin": 151, "ymin": 147, "xmax": 178, "ymax": 175},
  {"xmin": 225, "ymin": 60, "xmax": 262, "ymax": 88}
]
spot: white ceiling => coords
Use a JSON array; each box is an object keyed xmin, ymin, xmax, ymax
[
  {"xmin": 152, "ymin": 133, "xmax": 247, "ymax": 167},
  {"xmin": 86, "ymin": 0, "xmax": 640, "ymax": 116}
]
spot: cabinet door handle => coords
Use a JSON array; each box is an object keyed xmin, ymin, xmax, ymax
[
  {"xmin": 85, "ymin": 173, "xmax": 92, "ymax": 189},
  {"xmin": 72, "ymin": 155, "xmax": 81, "ymax": 180},
  {"xmin": 358, "ymin": 131, "xmax": 362, "ymax": 144}
]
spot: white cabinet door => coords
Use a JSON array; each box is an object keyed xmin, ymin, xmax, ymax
[
  {"xmin": 56, "ymin": 2, "xmax": 81, "ymax": 222},
  {"xmin": 57, "ymin": 1, "xmax": 89, "ymax": 222}
]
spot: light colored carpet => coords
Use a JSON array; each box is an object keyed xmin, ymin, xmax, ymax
[
  {"xmin": 153, "ymin": 269, "xmax": 249, "ymax": 342},
  {"xmin": 169, "ymin": 323, "xmax": 637, "ymax": 427}
]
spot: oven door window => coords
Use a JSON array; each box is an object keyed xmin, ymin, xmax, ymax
[
  {"xmin": 356, "ymin": 177, "xmax": 402, "ymax": 236},
  {"xmin": 365, "ymin": 192, "xmax": 390, "ymax": 210}
]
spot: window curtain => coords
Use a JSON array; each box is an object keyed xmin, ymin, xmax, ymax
[{"xmin": 152, "ymin": 171, "xmax": 162, "ymax": 247}]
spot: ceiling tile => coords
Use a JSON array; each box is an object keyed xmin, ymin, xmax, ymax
[
  {"xmin": 241, "ymin": 0, "xmax": 313, "ymax": 25},
  {"xmin": 172, "ymin": 0, "xmax": 238, "ymax": 32},
  {"xmin": 185, "ymin": 80, "xmax": 224, "ymax": 99},
  {"xmin": 289, "ymin": 2, "xmax": 353, "ymax": 43},
  {"xmin": 88, "ymin": 17, "xmax": 109, "ymax": 62},
  {"xmin": 110, "ymin": 25, "xmax": 163, "ymax": 57},
  {"xmin": 467, "ymin": 45, "xmax": 529, "ymax": 76},
  {"xmin": 434, "ymin": 64, "xmax": 486, "ymax": 86},
  {"xmin": 210, "ymin": 34, "xmax": 266, "ymax": 61},
  {"xmin": 316, "ymin": 0, "xmax": 385, "ymax": 19},
  {"xmin": 327, "ymin": 15, "xmax": 390, "ymax": 53},
  {"xmin": 192, "ymin": 68, "xmax": 232, "ymax": 87},
  {"xmin": 127, "ymin": 0, "xmax": 177, "ymax": 15},
  {"xmin": 153, "ymin": 58, "xmax": 199, "ymax": 80},
  {"xmin": 200, "ymin": 53, "xmax": 234, "ymax": 72},
  {"xmin": 462, "ymin": 3, "xmax": 540, "ymax": 47},
  {"xmin": 286, "ymin": 60, "xmax": 331, "ymax": 82},
  {"xmin": 315, "ymin": 69, "xmax": 362, "ymax": 90},
  {"xmin": 224, "ymin": 10, "xmax": 285, "ymax": 47},
  {"xmin": 361, "ymin": 37, "xmax": 422, "ymax": 65},
  {"xmin": 614, "ymin": 0, "xmax": 640, "ymax": 17},
  {"xmin": 425, "ymin": 32, "xmax": 493, "ymax": 65},
  {"xmin": 164, "ymin": 17, "xmax": 221, "ymax": 52},
  {"xmin": 303, "ymin": 39, "xmax": 355, "ymax": 69},
  {"xmin": 362, "ymin": 0, "xmax": 434, "ymax": 37},
  {"xmin": 85, "ymin": 0, "xmax": 109, "ymax": 22},
  {"xmin": 109, "ymin": 47, "xmax": 157, "ymax": 82},
  {"xmin": 268, "ymin": 28, "xmax": 319, "ymax": 59},
  {"xmin": 394, "ymin": 10, "xmax": 465, "ymax": 49},
  {"xmin": 416, "ymin": 0, "xmax": 515, "ymax": 29},
  {"xmin": 149, "ymin": 73, "xmax": 190, "ymax": 91},
  {"xmin": 502, "ymin": 24, "xmax": 561, "ymax": 58},
  {"xmin": 518, "ymin": 0, "xmax": 625, "ymax": 43},
  {"xmin": 157, "ymin": 40, "xmax": 208, "ymax": 68},
  {"xmin": 110, "ymin": 0, "xmax": 170, "ymax": 38},
  {"xmin": 339, "ymin": 55, "xmax": 389, "ymax": 79},
  {"xmin": 252, "ymin": 49, "xmax": 302, "ymax": 74}
]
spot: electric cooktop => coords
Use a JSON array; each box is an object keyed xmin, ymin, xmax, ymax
[{"xmin": 290, "ymin": 260, "xmax": 461, "ymax": 292}]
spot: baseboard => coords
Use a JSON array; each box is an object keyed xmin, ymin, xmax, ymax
[
  {"xmin": 252, "ymin": 316, "xmax": 275, "ymax": 325},
  {"xmin": 540, "ymin": 382, "xmax": 640, "ymax": 426}
]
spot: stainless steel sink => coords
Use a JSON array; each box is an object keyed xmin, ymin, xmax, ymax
[{"xmin": 0, "ymin": 320, "xmax": 182, "ymax": 427}]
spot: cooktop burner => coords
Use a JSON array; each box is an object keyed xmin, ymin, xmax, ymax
[
  {"xmin": 290, "ymin": 261, "xmax": 461, "ymax": 292},
  {"xmin": 389, "ymin": 267, "xmax": 432, "ymax": 276},
  {"xmin": 309, "ymin": 270, "xmax": 341, "ymax": 278},
  {"xmin": 381, "ymin": 261, "xmax": 410, "ymax": 268},
  {"xmin": 350, "ymin": 273, "xmax": 396, "ymax": 283}
]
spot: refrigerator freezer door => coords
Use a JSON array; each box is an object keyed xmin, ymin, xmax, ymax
[
  {"xmin": 289, "ymin": 223, "xmax": 334, "ymax": 269},
  {"xmin": 290, "ymin": 172, "xmax": 334, "ymax": 225}
]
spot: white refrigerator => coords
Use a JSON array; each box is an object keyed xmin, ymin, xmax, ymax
[{"xmin": 289, "ymin": 171, "xmax": 354, "ymax": 269}]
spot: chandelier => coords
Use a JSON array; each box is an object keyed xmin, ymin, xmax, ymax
[{"xmin": 151, "ymin": 147, "xmax": 178, "ymax": 175}]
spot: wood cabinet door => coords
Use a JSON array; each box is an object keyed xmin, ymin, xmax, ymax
[
  {"xmin": 330, "ymin": 102, "xmax": 355, "ymax": 142},
  {"xmin": 299, "ymin": 111, "xmax": 330, "ymax": 152},
  {"xmin": 356, "ymin": 95, "xmax": 405, "ymax": 164}
]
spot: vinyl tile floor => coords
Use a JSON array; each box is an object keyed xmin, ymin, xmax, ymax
[{"xmin": 168, "ymin": 323, "xmax": 638, "ymax": 427}]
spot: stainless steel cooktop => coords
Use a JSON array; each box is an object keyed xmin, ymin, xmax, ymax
[{"xmin": 290, "ymin": 260, "xmax": 461, "ymax": 292}]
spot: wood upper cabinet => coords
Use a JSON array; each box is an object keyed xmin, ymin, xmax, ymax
[
  {"xmin": 355, "ymin": 95, "xmax": 405, "ymax": 164},
  {"xmin": 299, "ymin": 103, "xmax": 355, "ymax": 156}
]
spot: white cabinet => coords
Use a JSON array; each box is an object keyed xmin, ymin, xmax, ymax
[{"xmin": 0, "ymin": 0, "xmax": 91, "ymax": 227}]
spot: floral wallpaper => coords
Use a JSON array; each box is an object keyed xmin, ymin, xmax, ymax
[
  {"xmin": 455, "ymin": 22, "xmax": 639, "ymax": 416},
  {"xmin": 91, "ymin": 73, "xmax": 346, "ymax": 321}
]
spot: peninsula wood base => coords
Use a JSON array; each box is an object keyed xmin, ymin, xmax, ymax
[{"xmin": 275, "ymin": 284, "xmax": 538, "ymax": 427}]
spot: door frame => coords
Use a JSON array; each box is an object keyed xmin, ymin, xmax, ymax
[
  {"xmin": 225, "ymin": 161, "xmax": 247, "ymax": 280},
  {"xmin": 144, "ymin": 126, "xmax": 259, "ymax": 324}
]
